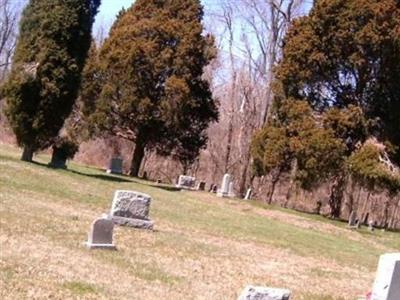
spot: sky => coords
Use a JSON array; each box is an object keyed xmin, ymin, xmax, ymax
[
  {"xmin": 94, "ymin": 0, "xmax": 133, "ymax": 32},
  {"xmin": 94, "ymin": 0, "xmax": 218, "ymax": 35}
]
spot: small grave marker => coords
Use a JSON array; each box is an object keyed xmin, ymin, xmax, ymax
[
  {"xmin": 176, "ymin": 175, "xmax": 196, "ymax": 189},
  {"xmin": 217, "ymin": 173, "xmax": 231, "ymax": 197},
  {"xmin": 197, "ymin": 181, "xmax": 206, "ymax": 191},
  {"xmin": 86, "ymin": 217, "xmax": 116, "ymax": 250},
  {"xmin": 106, "ymin": 157, "xmax": 123, "ymax": 174}
]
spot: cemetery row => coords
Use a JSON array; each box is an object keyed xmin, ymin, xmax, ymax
[{"xmin": 85, "ymin": 187, "xmax": 399, "ymax": 300}]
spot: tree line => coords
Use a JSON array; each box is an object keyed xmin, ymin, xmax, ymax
[{"xmin": 0, "ymin": 0, "xmax": 399, "ymax": 213}]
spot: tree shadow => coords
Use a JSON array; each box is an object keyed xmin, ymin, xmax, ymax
[
  {"xmin": 31, "ymin": 160, "xmax": 134, "ymax": 183},
  {"xmin": 149, "ymin": 184, "xmax": 182, "ymax": 192},
  {"xmin": 68, "ymin": 169, "xmax": 134, "ymax": 183}
]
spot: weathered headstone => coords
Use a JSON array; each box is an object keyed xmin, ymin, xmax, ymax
[
  {"xmin": 176, "ymin": 175, "xmax": 196, "ymax": 189},
  {"xmin": 348, "ymin": 211, "xmax": 357, "ymax": 227},
  {"xmin": 110, "ymin": 190, "xmax": 154, "ymax": 230},
  {"xmin": 208, "ymin": 184, "xmax": 215, "ymax": 192},
  {"xmin": 211, "ymin": 184, "xmax": 218, "ymax": 193},
  {"xmin": 106, "ymin": 157, "xmax": 123, "ymax": 174},
  {"xmin": 86, "ymin": 217, "xmax": 116, "ymax": 250},
  {"xmin": 197, "ymin": 181, "xmax": 206, "ymax": 191},
  {"xmin": 228, "ymin": 181, "xmax": 235, "ymax": 198},
  {"xmin": 238, "ymin": 286, "xmax": 291, "ymax": 300},
  {"xmin": 371, "ymin": 253, "xmax": 400, "ymax": 300},
  {"xmin": 244, "ymin": 188, "xmax": 252, "ymax": 200},
  {"xmin": 217, "ymin": 173, "xmax": 231, "ymax": 197}
]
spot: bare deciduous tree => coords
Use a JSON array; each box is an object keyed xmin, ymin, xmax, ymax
[{"xmin": 0, "ymin": 0, "xmax": 20, "ymax": 82}]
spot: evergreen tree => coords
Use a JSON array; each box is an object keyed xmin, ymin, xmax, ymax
[
  {"xmin": 2, "ymin": 0, "xmax": 100, "ymax": 161},
  {"xmin": 276, "ymin": 0, "xmax": 400, "ymax": 162},
  {"xmin": 92, "ymin": 0, "xmax": 218, "ymax": 176},
  {"xmin": 252, "ymin": 0, "xmax": 400, "ymax": 213}
]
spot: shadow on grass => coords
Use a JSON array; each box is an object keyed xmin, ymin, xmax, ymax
[
  {"xmin": 68, "ymin": 169, "xmax": 134, "ymax": 183},
  {"xmin": 149, "ymin": 184, "xmax": 182, "ymax": 192},
  {"xmin": 30, "ymin": 160, "xmax": 134, "ymax": 183}
]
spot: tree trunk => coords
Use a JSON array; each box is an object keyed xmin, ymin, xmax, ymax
[
  {"xmin": 49, "ymin": 147, "xmax": 67, "ymax": 169},
  {"xmin": 239, "ymin": 148, "xmax": 251, "ymax": 196},
  {"xmin": 21, "ymin": 145, "xmax": 34, "ymax": 162},
  {"xmin": 129, "ymin": 139, "xmax": 145, "ymax": 177},
  {"xmin": 328, "ymin": 174, "xmax": 347, "ymax": 218},
  {"xmin": 267, "ymin": 169, "xmax": 282, "ymax": 204}
]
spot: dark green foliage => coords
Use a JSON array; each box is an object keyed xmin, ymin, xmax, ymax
[
  {"xmin": 251, "ymin": 100, "xmax": 345, "ymax": 189},
  {"xmin": 252, "ymin": 0, "xmax": 400, "ymax": 197},
  {"xmin": 91, "ymin": 0, "xmax": 218, "ymax": 175},
  {"xmin": 51, "ymin": 137, "xmax": 79, "ymax": 160},
  {"xmin": 276, "ymin": 0, "xmax": 400, "ymax": 163},
  {"xmin": 2, "ymin": 0, "xmax": 100, "ymax": 160},
  {"xmin": 348, "ymin": 141, "xmax": 400, "ymax": 193}
]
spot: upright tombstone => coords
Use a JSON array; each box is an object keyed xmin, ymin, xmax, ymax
[
  {"xmin": 244, "ymin": 188, "xmax": 252, "ymax": 200},
  {"xmin": 86, "ymin": 217, "xmax": 116, "ymax": 250},
  {"xmin": 217, "ymin": 173, "xmax": 231, "ymax": 197},
  {"xmin": 208, "ymin": 184, "xmax": 215, "ymax": 192},
  {"xmin": 228, "ymin": 181, "xmax": 235, "ymax": 198},
  {"xmin": 238, "ymin": 286, "xmax": 291, "ymax": 300},
  {"xmin": 197, "ymin": 181, "xmax": 206, "ymax": 191},
  {"xmin": 371, "ymin": 253, "xmax": 400, "ymax": 300},
  {"xmin": 106, "ymin": 157, "xmax": 123, "ymax": 174},
  {"xmin": 176, "ymin": 175, "xmax": 196, "ymax": 189},
  {"xmin": 211, "ymin": 184, "xmax": 218, "ymax": 193},
  {"xmin": 110, "ymin": 190, "xmax": 154, "ymax": 230}
]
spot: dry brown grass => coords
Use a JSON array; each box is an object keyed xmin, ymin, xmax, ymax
[{"xmin": 1, "ymin": 143, "xmax": 399, "ymax": 299}]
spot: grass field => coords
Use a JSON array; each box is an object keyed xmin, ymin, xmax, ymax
[{"xmin": 0, "ymin": 143, "xmax": 399, "ymax": 299}]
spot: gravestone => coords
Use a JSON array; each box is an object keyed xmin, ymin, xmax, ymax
[
  {"xmin": 238, "ymin": 286, "xmax": 291, "ymax": 300},
  {"xmin": 211, "ymin": 185, "xmax": 218, "ymax": 193},
  {"xmin": 228, "ymin": 181, "xmax": 235, "ymax": 197},
  {"xmin": 217, "ymin": 173, "xmax": 231, "ymax": 197},
  {"xmin": 208, "ymin": 184, "xmax": 215, "ymax": 192},
  {"xmin": 348, "ymin": 211, "xmax": 357, "ymax": 227},
  {"xmin": 244, "ymin": 188, "xmax": 252, "ymax": 200},
  {"xmin": 106, "ymin": 157, "xmax": 123, "ymax": 174},
  {"xmin": 368, "ymin": 220, "xmax": 375, "ymax": 232},
  {"xmin": 371, "ymin": 253, "xmax": 400, "ymax": 300},
  {"xmin": 86, "ymin": 217, "xmax": 116, "ymax": 250},
  {"xmin": 110, "ymin": 190, "xmax": 154, "ymax": 230},
  {"xmin": 176, "ymin": 175, "xmax": 196, "ymax": 189},
  {"xmin": 197, "ymin": 181, "xmax": 206, "ymax": 191}
]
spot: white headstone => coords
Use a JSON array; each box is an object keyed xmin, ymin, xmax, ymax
[
  {"xmin": 228, "ymin": 181, "xmax": 235, "ymax": 197},
  {"xmin": 217, "ymin": 173, "xmax": 231, "ymax": 197},
  {"xmin": 238, "ymin": 285, "xmax": 291, "ymax": 300},
  {"xmin": 176, "ymin": 175, "xmax": 196, "ymax": 189},
  {"xmin": 244, "ymin": 188, "xmax": 252, "ymax": 200},
  {"xmin": 371, "ymin": 253, "xmax": 400, "ymax": 300},
  {"xmin": 86, "ymin": 217, "xmax": 116, "ymax": 250},
  {"xmin": 110, "ymin": 190, "xmax": 154, "ymax": 230}
]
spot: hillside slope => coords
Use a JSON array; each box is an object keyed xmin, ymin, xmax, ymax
[{"xmin": 0, "ymin": 143, "xmax": 399, "ymax": 300}]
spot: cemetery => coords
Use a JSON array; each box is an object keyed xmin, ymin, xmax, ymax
[
  {"xmin": 0, "ymin": 0, "xmax": 399, "ymax": 299},
  {"xmin": 1, "ymin": 144, "xmax": 399, "ymax": 299}
]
